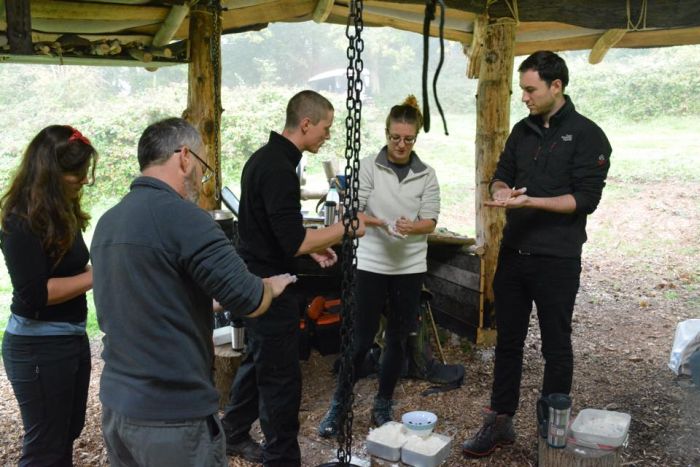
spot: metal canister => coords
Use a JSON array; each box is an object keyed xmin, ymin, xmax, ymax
[
  {"xmin": 546, "ymin": 393, "xmax": 571, "ymax": 448},
  {"xmin": 324, "ymin": 201, "xmax": 337, "ymax": 226},
  {"xmin": 231, "ymin": 320, "xmax": 245, "ymax": 352}
]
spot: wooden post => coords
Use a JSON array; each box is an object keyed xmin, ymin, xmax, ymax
[
  {"xmin": 538, "ymin": 437, "xmax": 622, "ymax": 466},
  {"xmin": 213, "ymin": 344, "xmax": 242, "ymax": 410},
  {"xmin": 5, "ymin": 0, "xmax": 33, "ymax": 55},
  {"xmin": 185, "ymin": 3, "xmax": 221, "ymax": 211},
  {"xmin": 474, "ymin": 18, "xmax": 516, "ymax": 347}
]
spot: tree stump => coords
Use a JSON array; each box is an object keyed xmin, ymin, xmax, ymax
[
  {"xmin": 538, "ymin": 437, "xmax": 621, "ymax": 467},
  {"xmin": 213, "ymin": 344, "xmax": 242, "ymax": 410}
]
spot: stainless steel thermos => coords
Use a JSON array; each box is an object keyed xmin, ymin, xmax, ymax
[
  {"xmin": 537, "ymin": 393, "xmax": 572, "ymax": 448},
  {"xmin": 231, "ymin": 319, "xmax": 245, "ymax": 351}
]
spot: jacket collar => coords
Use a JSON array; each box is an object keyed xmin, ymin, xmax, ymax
[
  {"xmin": 269, "ymin": 131, "xmax": 303, "ymax": 167},
  {"xmin": 374, "ymin": 146, "xmax": 428, "ymax": 174},
  {"xmin": 526, "ymin": 94, "xmax": 575, "ymax": 133},
  {"xmin": 131, "ymin": 175, "xmax": 182, "ymax": 198}
]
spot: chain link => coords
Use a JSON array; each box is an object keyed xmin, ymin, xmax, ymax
[{"xmin": 335, "ymin": 1, "xmax": 363, "ymax": 465}]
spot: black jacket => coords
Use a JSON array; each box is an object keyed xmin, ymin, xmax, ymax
[
  {"xmin": 493, "ymin": 96, "xmax": 611, "ymax": 257},
  {"xmin": 237, "ymin": 131, "xmax": 307, "ymax": 276}
]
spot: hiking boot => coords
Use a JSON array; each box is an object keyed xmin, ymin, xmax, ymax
[
  {"xmin": 462, "ymin": 409, "xmax": 516, "ymax": 458},
  {"xmin": 318, "ymin": 399, "xmax": 343, "ymax": 438},
  {"xmin": 371, "ymin": 396, "xmax": 394, "ymax": 427},
  {"xmin": 225, "ymin": 436, "xmax": 263, "ymax": 463}
]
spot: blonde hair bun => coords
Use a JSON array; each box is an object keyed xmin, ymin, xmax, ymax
[{"xmin": 402, "ymin": 94, "xmax": 420, "ymax": 111}]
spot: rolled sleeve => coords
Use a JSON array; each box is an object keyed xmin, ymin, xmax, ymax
[{"xmin": 571, "ymin": 124, "xmax": 611, "ymax": 215}]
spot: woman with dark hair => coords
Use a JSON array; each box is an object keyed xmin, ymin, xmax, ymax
[
  {"xmin": 1, "ymin": 125, "xmax": 98, "ymax": 466},
  {"xmin": 318, "ymin": 95, "xmax": 440, "ymax": 437}
]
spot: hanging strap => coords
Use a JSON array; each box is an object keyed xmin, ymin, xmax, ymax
[{"xmin": 421, "ymin": 0, "xmax": 449, "ymax": 135}]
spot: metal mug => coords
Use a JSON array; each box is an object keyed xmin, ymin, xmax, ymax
[
  {"xmin": 231, "ymin": 320, "xmax": 245, "ymax": 351},
  {"xmin": 324, "ymin": 201, "xmax": 337, "ymax": 226},
  {"xmin": 537, "ymin": 393, "xmax": 571, "ymax": 448}
]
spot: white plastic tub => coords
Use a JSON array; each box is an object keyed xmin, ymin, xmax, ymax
[
  {"xmin": 401, "ymin": 433, "xmax": 451, "ymax": 467},
  {"xmin": 365, "ymin": 421, "xmax": 407, "ymax": 461},
  {"xmin": 570, "ymin": 409, "xmax": 631, "ymax": 449}
]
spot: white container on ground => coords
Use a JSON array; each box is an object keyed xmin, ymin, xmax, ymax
[
  {"xmin": 365, "ymin": 421, "xmax": 407, "ymax": 461},
  {"xmin": 570, "ymin": 409, "xmax": 631, "ymax": 449},
  {"xmin": 401, "ymin": 432, "xmax": 451, "ymax": 467}
]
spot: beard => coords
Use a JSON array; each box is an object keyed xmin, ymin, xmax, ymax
[{"xmin": 184, "ymin": 170, "xmax": 200, "ymax": 204}]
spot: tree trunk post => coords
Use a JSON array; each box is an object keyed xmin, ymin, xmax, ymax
[
  {"xmin": 538, "ymin": 437, "xmax": 622, "ymax": 466},
  {"xmin": 474, "ymin": 18, "xmax": 516, "ymax": 346},
  {"xmin": 185, "ymin": 3, "xmax": 221, "ymax": 211}
]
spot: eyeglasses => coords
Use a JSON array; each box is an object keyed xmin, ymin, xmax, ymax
[
  {"xmin": 386, "ymin": 131, "xmax": 417, "ymax": 145},
  {"xmin": 175, "ymin": 147, "xmax": 214, "ymax": 184}
]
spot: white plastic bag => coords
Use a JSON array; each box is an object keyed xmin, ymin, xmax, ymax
[{"xmin": 668, "ymin": 319, "xmax": 700, "ymax": 376}]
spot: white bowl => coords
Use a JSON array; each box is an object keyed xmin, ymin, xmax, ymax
[{"xmin": 401, "ymin": 411, "xmax": 437, "ymax": 438}]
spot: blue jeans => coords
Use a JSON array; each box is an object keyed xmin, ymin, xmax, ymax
[
  {"xmin": 2, "ymin": 333, "xmax": 91, "ymax": 467},
  {"xmin": 490, "ymin": 248, "xmax": 581, "ymax": 414}
]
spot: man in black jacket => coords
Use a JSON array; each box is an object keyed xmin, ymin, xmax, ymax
[
  {"xmin": 463, "ymin": 51, "xmax": 611, "ymax": 458},
  {"xmin": 221, "ymin": 90, "xmax": 365, "ymax": 466}
]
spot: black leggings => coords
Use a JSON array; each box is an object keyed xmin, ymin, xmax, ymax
[{"xmin": 335, "ymin": 270, "xmax": 424, "ymax": 401}]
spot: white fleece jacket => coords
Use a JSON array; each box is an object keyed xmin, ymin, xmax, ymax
[{"xmin": 356, "ymin": 147, "xmax": 440, "ymax": 274}]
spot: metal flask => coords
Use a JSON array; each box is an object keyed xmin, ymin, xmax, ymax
[
  {"xmin": 537, "ymin": 393, "xmax": 572, "ymax": 448},
  {"xmin": 231, "ymin": 319, "xmax": 245, "ymax": 352}
]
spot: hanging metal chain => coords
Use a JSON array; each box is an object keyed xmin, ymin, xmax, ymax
[
  {"xmin": 336, "ymin": 0, "xmax": 364, "ymax": 465},
  {"xmin": 210, "ymin": 0, "xmax": 222, "ymax": 201}
]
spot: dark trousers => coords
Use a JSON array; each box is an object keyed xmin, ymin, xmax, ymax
[
  {"xmin": 490, "ymin": 248, "xmax": 581, "ymax": 414},
  {"xmin": 334, "ymin": 270, "xmax": 424, "ymax": 401},
  {"xmin": 102, "ymin": 407, "xmax": 226, "ymax": 467},
  {"xmin": 222, "ymin": 293, "xmax": 302, "ymax": 467},
  {"xmin": 2, "ymin": 333, "xmax": 91, "ymax": 467}
]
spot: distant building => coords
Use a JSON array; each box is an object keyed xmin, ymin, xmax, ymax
[{"xmin": 307, "ymin": 68, "xmax": 372, "ymax": 99}]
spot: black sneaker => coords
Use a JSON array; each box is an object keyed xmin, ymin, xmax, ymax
[
  {"xmin": 371, "ymin": 396, "xmax": 394, "ymax": 427},
  {"xmin": 462, "ymin": 409, "xmax": 516, "ymax": 458},
  {"xmin": 318, "ymin": 399, "xmax": 342, "ymax": 438},
  {"xmin": 226, "ymin": 436, "xmax": 263, "ymax": 463}
]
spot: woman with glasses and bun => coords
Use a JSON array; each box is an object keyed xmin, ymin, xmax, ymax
[
  {"xmin": 1, "ymin": 125, "xmax": 98, "ymax": 466},
  {"xmin": 319, "ymin": 95, "xmax": 440, "ymax": 437}
]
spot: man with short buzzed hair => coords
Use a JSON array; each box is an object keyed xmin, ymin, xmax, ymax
[
  {"xmin": 222, "ymin": 90, "xmax": 365, "ymax": 466},
  {"xmin": 462, "ymin": 51, "xmax": 611, "ymax": 458}
]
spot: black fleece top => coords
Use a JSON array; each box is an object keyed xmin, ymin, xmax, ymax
[
  {"xmin": 1, "ymin": 215, "xmax": 88, "ymax": 323},
  {"xmin": 493, "ymin": 96, "xmax": 611, "ymax": 257},
  {"xmin": 237, "ymin": 131, "xmax": 307, "ymax": 276},
  {"xmin": 91, "ymin": 176, "xmax": 263, "ymax": 420}
]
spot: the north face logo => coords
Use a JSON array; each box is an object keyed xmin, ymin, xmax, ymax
[{"xmin": 561, "ymin": 134, "xmax": 573, "ymax": 142}]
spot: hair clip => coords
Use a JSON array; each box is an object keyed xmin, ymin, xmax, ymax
[{"xmin": 66, "ymin": 126, "xmax": 91, "ymax": 146}]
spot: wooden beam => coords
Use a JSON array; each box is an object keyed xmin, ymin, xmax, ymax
[
  {"xmin": 589, "ymin": 28, "xmax": 627, "ymax": 64},
  {"xmin": 5, "ymin": 0, "xmax": 33, "ymax": 55},
  {"xmin": 474, "ymin": 19, "xmax": 516, "ymax": 347},
  {"xmin": 0, "ymin": 53, "xmax": 181, "ymax": 67},
  {"xmin": 312, "ymin": 0, "xmax": 334, "ymax": 23},
  {"xmin": 185, "ymin": 4, "xmax": 222, "ymax": 211},
  {"xmin": 465, "ymin": 14, "xmax": 487, "ymax": 79},
  {"xmin": 29, "ymin": 0, "xmax": 168, "ymax": 21},
  {"xmin": 514, "ymin": 26, "xmax": 700, "ymax": 56},
  {"xmin": 221, "ymin": 0, "xmax": 316, "ymax": 29},
  {"xmin": 152, "ymin": 4, "xmax": 190, "ymax": 47},
  {"xmin": 328, "ymin": 5, "xmax": 471, "ymax": 43}
]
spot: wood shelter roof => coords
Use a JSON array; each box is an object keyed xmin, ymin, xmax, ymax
[{"xmin": 2, "ymin": 1, "xmax": 700, "ymax": 68}]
